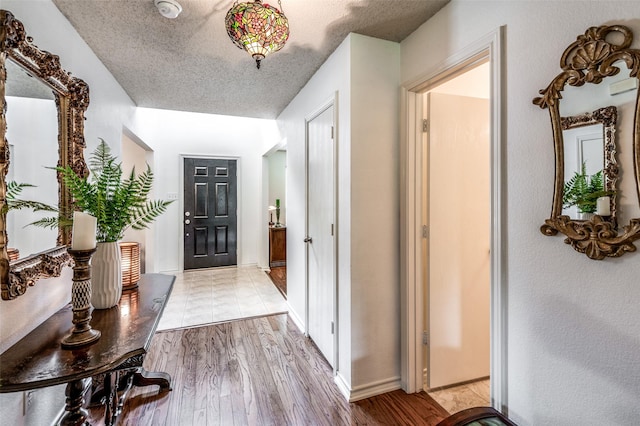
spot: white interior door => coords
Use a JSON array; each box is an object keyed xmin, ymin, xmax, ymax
[
  {"xmin": 306, "ymin": 104, "xmax": 335, "ymax": 367},
  {"xmin": 426, "ymin": 92, "xmax": 490, "ymax": 389}
]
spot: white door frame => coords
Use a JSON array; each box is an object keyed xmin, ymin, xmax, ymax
[
  {"xmin": 400, "ymin": 27, "xmax": 507, "ymax": 410},
  {"xmin": 304, "ymin": 93, "xmax": 339, "ymax": 372}
]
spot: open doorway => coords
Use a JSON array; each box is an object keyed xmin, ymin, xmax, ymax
[
  {"xmin": 121, "ymin": 128, "xmax": 155, "ymax": 274},
  {"xmin": 266, "ymin": 148, "xmax": 287, "ymax": 297},
  {"xmin": 422, "ymin": 61, "xmax": 491, "ymax": 413},
  {"xmin": 400, "ymin": 27, "xmax": 505, "ymax": 414}
]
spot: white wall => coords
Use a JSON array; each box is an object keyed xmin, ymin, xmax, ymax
[
  {"xmin": 129, "ymin": 107, "xmax": 280, "ymax": 271},
  {"xmin": 276, "ymin": 33, "xmax": 401, "ymax": 398},
  {"xmin": 276, "ymin": 34, "xmax": 351, "ymax": 378},
  {"xmin": 402, "ymin": 1, "xmax": 640, "ymax": 424},
  {"xmin": 348, "ymin": 34, "xmax": 401, "ymax": 392}
]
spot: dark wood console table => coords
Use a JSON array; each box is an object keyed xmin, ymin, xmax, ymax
[{"xmin": 0, "ymin": 273, "xmax": 174, "ymax": 425}]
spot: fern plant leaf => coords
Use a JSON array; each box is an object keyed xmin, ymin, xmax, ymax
[
  {"xmin": 37, "ymin": 139, "xmax": 173, "ymax": 242},
  {"xmin": 128, "ymin": 200, "xmax": 173, "ymax": 231},
  {"xmin": 6, "ymin": 181, "xmax": 35, "ymax": 199}
]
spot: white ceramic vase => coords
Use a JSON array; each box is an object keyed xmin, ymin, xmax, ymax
[
  {"xmin": 579, "ymin": 212, "xmax": 595, "ymax": 221},
  {"xmin": 91, "ymin": 241, "xmax": 122, "ymax": 309}
]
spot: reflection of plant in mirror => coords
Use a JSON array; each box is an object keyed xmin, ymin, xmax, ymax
[
  {"xmin": 2, "ymin": 181, "xmax": 57, "ymax": 215},
  {"xmin": 562, "ymin": 162, "xmax": 614, "ymax": 214}
]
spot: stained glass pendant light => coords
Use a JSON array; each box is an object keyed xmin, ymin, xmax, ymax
[{"xmin": 225, "ymin": 0, "xmax": 290, "ymax": 69}]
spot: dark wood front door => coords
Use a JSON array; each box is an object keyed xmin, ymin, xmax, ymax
[{"xmin": 183, "ymin": 158, "xmax": 237, "ymax": 269}]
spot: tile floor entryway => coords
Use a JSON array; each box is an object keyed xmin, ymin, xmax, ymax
[
  {"xmin": 157, "ymin": 265, "xmax": 288, "ymax": 331},
  {"xmin": 427, "ymin": 379, "xmax": 490, "ymax": 414}
]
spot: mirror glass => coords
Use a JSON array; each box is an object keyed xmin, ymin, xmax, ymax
[
  {"xmin": 559, "ymin": 64, "xmax": 638, "ymax": 224},
  {"xmin": 560, "ymin": 107, "xmax": 616, "ymax": 224},
  {"xmin": 5, "ymin": 59, "xmax": 59, "ymax": 259}
]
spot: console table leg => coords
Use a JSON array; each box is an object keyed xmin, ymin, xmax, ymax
[
  {"xmin": 59, "ymin": 379, "xmax": 90, "ymax": 426},
  {"xmin": 115, "ymin": 371, "xmax": 135, "ymax": 418},
  {"xmin": 132, "ymin": 368, "xmax": 172, "ymax": 391},
  {"xmin": 103, "ymin": 372, "xmax": 119, "ymax": 426}
]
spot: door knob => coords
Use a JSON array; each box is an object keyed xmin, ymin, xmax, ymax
[
  {"xmin": 304, "ymin": 237, "xmax": 312, "ymax": 243},
  {"xmin": 185, "ymin": 219, "xmax": 191, "ymax": 224},
  {"xmin": 185, "ymin": 211, "xmax": 191, "ymax": 217}
]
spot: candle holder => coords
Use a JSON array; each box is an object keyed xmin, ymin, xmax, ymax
[{"xmin": 61, "ymin": 248, "xmax": 101, "ymax": 349}]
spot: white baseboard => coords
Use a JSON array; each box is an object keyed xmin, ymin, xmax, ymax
[
  {"xmin": 286, "ymin": 304, "xmax": 305, "ymax": 333},
  {"xmin": 334, "ymin": 372, "xmax": 351, "ymax": 400},
  {"xmin": 334, "ymin": 375, "xmax": 403, "ymax": 402}
]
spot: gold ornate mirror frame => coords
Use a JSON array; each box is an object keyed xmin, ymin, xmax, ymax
[
  {"xmin": 1, "ymin": 10, "xmax": 89, "ymax": 299},
  {"xmin": 534, "ymin": 24, "xmax": 640, "ymax": 260}
]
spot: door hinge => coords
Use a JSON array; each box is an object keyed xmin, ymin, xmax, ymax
[
  {"xmin": 422, "ymin": 331, "xmax": 429, "ymax": 346},
  {"xmin": 331, "ymin": 126, "xmax": 335, "ymax": 139},
  {"xmin": 422, "ymin": 119, "xmax": 429, "ymax": 133},
  {"xmin": 331, "ymin": 224, "xmax": 334, "ymax": 236},
  {"xmin": 331, "ymin": 321, "xmax": 335, "ymax": 334},
  {"xmin": 422, "ymin": 225, "xmax": 429, "ymax": 239}
]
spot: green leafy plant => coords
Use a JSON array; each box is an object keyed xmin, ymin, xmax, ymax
[
  {"xmin": 562, "ymin": 162, "xmax": 614, "ymax": 214},
  {"xmin": 34, "ymin": 139, "xmax": 173, "ymax": 242},
  {"xmin": 2, "ymin": 181, "xmax": 57, "ymax": 215}
]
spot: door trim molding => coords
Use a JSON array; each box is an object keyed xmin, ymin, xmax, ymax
[
  {"xmin": 179, "ymin": 154, "xmax": 241, "ymax": 271},
  {"xmin": 399, "ymin": 26, "xmax": 507, "ymax": 411},
  {"xmin": 261, "ymin": 139, "xmax": 288, "ymax": 270},
  {"xmin": 304, "ymin": 92, "xmax": 339, "ymax": 373}
]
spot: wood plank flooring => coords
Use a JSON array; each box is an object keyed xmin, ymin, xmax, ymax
[
  {"xmin": 87, "ymin": 314, "xmax": 449, "ymax": 425},
  {"xmin": 266, "ymin": 266, "xmax": 287, "ymax": 298}
]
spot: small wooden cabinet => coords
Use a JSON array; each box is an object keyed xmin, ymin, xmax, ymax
[{"xmin": 269, "ymin": 226, "xmax": 286, "ymax": 267}]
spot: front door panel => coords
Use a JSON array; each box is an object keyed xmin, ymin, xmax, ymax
[{"xmin": 184, "ymin": 158, "xmax": 237, "ymax": 269}]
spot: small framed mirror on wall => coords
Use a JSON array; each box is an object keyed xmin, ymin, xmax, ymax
[
  {"xmin": 534, "ymin": 24, "xmax": 640, "ymax": 260},
  {"xmin": 560, "ymin": 106, "xmax": 618, "ymax": 226}
]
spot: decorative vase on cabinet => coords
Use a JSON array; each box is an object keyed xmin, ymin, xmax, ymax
[{"xmin": 91, "ymin": 241, "xmax": 122, "ymax": 309}]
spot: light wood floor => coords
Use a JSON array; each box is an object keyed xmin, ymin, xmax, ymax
[{"xmin": 88, "ymin": 314, "xmax": 449, "ymax": 425}]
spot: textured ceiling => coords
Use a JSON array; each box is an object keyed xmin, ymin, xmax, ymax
[{"xmin": 52, "ymin": 0, "xmax": 448, "ymax": 119}]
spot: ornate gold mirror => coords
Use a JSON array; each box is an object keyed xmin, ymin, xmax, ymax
[
  {"xmin": 1, "ymin": 10, "xmax": 89, "ymax": 299},
  {"xmin": 535, "ymin": 24, "xmax": 640, "ymax": 260}
]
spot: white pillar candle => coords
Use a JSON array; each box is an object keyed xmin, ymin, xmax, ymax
[
  {"xmin": 596, "ymin": 196, "xmax": 611, "ymax": 216},
  {"xmin": 71, "ymin": 212, "xmax": 97, "ymax": 250}
]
